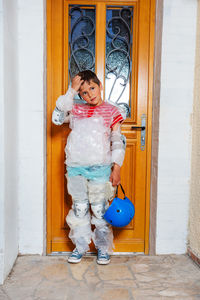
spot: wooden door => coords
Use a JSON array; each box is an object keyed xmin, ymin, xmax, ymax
[{"xmin": 47, "ymin": 0, "xmax": 155, "ymax": 254}]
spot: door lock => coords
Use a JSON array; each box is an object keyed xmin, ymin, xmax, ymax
[{"xmin": 131, "ymin": 114, "xmax": 146, "ymax": 151}]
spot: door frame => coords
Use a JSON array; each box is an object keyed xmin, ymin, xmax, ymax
[
  {"xmin": 46, "ymin": 0, "xmax": 163, "ymax": 255},
  {"xmin": 148, "ymin": 0, "xmax": 163, "ymax": 255}
]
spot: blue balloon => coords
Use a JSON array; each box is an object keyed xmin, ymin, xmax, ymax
[{"xmin": 104, "ymin": 196, "xmax": 135, "ymax": 227}]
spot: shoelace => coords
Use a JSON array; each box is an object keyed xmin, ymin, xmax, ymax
[
  {"xmin": 98, "ymin": 250, "xmax": 108, "ymax": 257},
  {"xmin": 72, "ymin": 249, "xmax": 80, "ymax": 256}
]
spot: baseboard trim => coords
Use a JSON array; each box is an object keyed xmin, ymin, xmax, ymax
[{"xmin": 187, "ymin": 247, "xmax": 200, "ymax": 268}]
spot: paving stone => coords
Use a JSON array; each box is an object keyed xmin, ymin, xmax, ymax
[
  {"xmin": 131, "ymin": 287, "xmax": 161, "ymax": 298},
  {"xmin": 133, "ymin": 297, "xmax": 177, "ymax": 300},
  {"xmin": 104, "ymin": 279, "xmax": 138, "ymax": 288},
  {"xmin": 3, "ymin": 285, "xmax": 36, "ymax": 300},
  {"xmin": 69, "ymin": 259, "xmax": 94, "ymax": 281},
  {"xmin": 100, "ymin": 288, "xmax": 130, "ymax": 300},
  {"xmin": 0, "ymin": 288, "xmax": 10, "ymax": 300},
  {"xmin": 97, "ymin": 264, "xmax": 133, "ymax": 280},
  {"xmin": 166, "ymin": 284, "xmax": 200, "ymax": 297},
  {"xmin": 40, "ymin": 262, "xmax": 70, "ymax": 282},
  {"xmin": 135, "ymin": 272, "xmax": 165, "ymax": 282},
  {"xmin": 131, "ymin": 254, "xmax": 175, "ymax": 265},
  {"xmin": 1, "ymin": 254, "xmax": 200, "ymax": 300},
  {"xmin": 137, "ymin": 281, "xmax": 165, "ymax": 290},
  {"xmin": 130, "ymin": 263, "xmax": 150, "ymax": 273},
  {"xmin": 110, "ymin": 256, "xmax": 134, "ymax": 264},
  {"xmin": 159, "ymin": 288, "xmax": 189, "ymax": 297},
  {"xmin": 84, "ymin": 264, "xmax": 100, "ymax": 285},
  {"xmin": 33, "ymin": 279, "xmax": 69, "ymax": 300},
  {"xmin": 67, "ymin": 284, "xmax": 97, "ymax": 300}
]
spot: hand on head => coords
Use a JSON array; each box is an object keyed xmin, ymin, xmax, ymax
[{"xmin": 71, "ymin": 75, "xmax": 84, "ymax": 92}]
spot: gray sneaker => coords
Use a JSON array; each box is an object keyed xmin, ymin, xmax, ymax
[
  {"xmin": 97, "ymin": 249, "xmax": 110, "ymax": 265},
  {"xmin": 68, "ymin": 248, "xmax": 83, "ymax": 263}
]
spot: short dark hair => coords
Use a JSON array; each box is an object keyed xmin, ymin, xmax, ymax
[{"xmin": 76, "ymin": 70, "xmax": 100, "ymax": 86}]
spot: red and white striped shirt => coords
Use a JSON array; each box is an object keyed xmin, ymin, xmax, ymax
[{"xmin": 71, "ymin": 102, "xmax": 124, "ymax": 128}]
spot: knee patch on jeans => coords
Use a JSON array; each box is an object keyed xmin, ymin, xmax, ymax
[
  {"xmin": 91, "ymin": 201, "xmax": 106, "ymax": 219},
  {"xmin": 73, "ymin": 200, "xmax": 89, "ymax": 218}
]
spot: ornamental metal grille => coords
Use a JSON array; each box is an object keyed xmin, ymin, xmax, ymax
[
  {"xmin": 105, "ymin": 6, "xmax": 133, "ymax": 117},
  {"xmin": 68, "ymin": 5, "xmax": 133, "ymax": 115},
  {"xmin": 69, "ymin": 5, "xmax": 96, "ymax": 78}
]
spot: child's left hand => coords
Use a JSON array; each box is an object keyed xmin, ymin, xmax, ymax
[{"xmin": 110, "ymin": 164, "xmax": 121, "ymax": 186}]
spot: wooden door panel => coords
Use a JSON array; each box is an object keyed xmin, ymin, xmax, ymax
[{"xmin": 47, "ymin": 0, "xmax": 155, "ymax": 254}]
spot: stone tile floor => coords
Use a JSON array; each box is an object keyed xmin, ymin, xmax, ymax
[{"xmin": 0, "ymin": 254, "xmax": 200, "ymax": 300}]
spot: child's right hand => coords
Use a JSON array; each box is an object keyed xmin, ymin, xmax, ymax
[{"xmin": 71, "ymin": 75, "xmax": 84, "ymax": 92}]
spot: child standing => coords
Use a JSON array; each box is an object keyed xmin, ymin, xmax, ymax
[{"xmin": 52, "ymin": 70, "xmax": 126, "ymax": 264}]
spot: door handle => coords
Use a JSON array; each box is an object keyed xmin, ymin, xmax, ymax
[
  {"xmin": 131, "ymin": 114, "xmax": 146, "ymax": 151},
  {"xmin": 131, "ymin": 126, "xmax": 145, "ymax": 130}
]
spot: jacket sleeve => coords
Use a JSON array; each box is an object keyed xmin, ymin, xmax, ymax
[
  {"xmin": 56, "ymin": 87, "xmax": 78, "ymax": 113},
  {"xmin": 52, "ymin": 87, "xmax": 78, "ymax": 125}
]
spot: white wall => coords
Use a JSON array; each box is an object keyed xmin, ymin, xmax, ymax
[
  {"xmin": 0, "ymin": 0, "xmax": 5, "ymax": 285},
  {"xmin": 188, "ymin": 0, "xmax": 200, "ymax": 259},
  {"xmin": 17, "ymin": 0, "xmax": 45, "ymax": 254},
  {"xmin": 0, "ymin": 0, "xmax": 45, "ymax": 283},
  {"xmin": 156, "ymin": 0, "xmax": 197, "ymax": 254},
  {"xmin": 0, "ymin": 0, "xmax": 19, "ymax": 284}
]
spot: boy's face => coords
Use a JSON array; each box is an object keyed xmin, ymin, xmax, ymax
[{"xmin": 79, "ymin": 80, "xmax": 103, "ymax": 106}]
